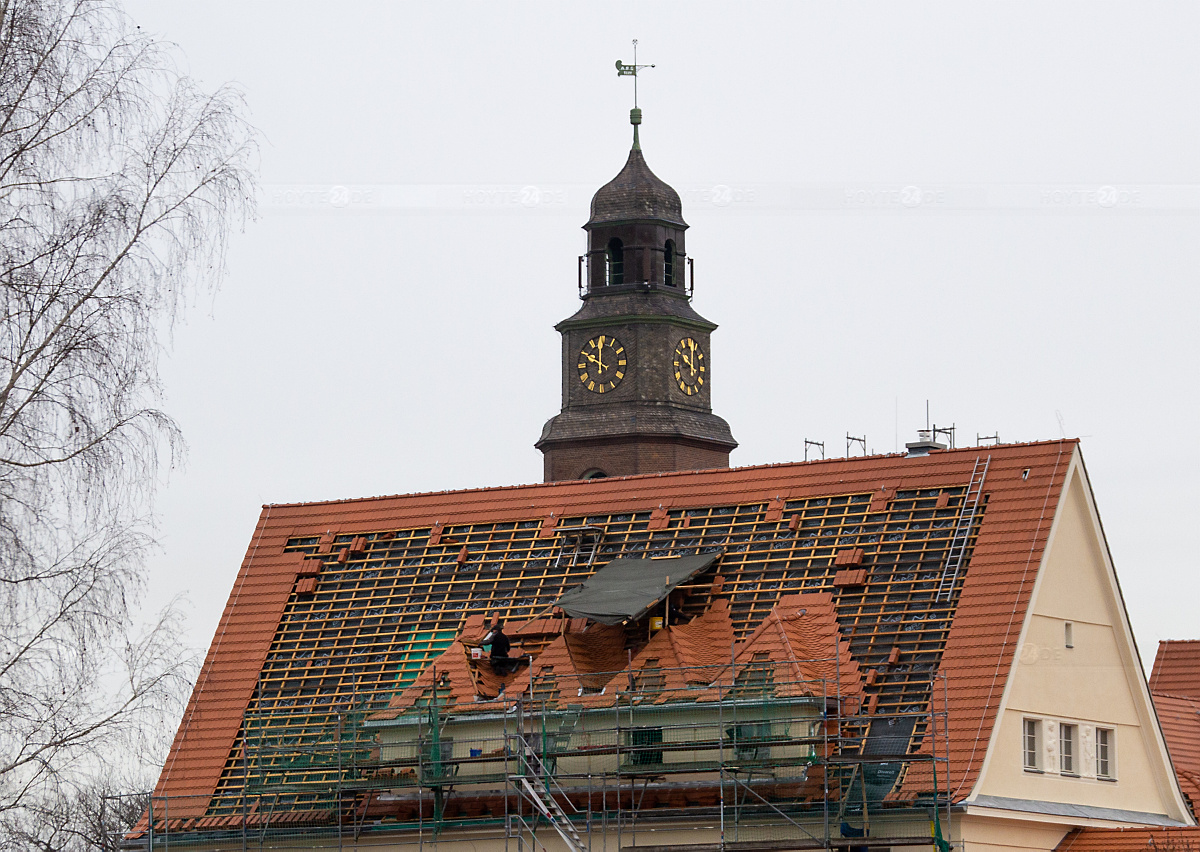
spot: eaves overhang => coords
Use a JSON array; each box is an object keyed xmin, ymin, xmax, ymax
[{"xmin": 965, "ymin": 795, "xmax": 1190, "ymax": 829}]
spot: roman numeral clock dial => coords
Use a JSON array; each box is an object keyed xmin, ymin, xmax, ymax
[
  {"xmin": 673, "ymin": 337, "xmax": 706, "ymax": 395},
  {"xmin": 578, "ymin": 335, "xmax": 627, "ymax": 393}
]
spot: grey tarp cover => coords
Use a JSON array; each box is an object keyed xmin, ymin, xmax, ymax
[{"xmin": 554, "ymin": 552, "xmax": 721, "ymax": 625}]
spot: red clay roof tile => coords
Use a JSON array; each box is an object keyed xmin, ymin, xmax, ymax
[
  {"xmin": 1056, "ymin": 826, "xmax": 1200, "ymax": 850},
  {"xmin": 1152, "ymin": 641, "xmax": 1200, "ymax": 700},
  {"xmin": 1150, "ymin": 691, "xmax": 1200, "ymax": 816}
]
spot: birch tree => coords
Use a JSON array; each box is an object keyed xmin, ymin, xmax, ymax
[{"xmin": 0, "ymin": 0, "xmax": 256, "ymax": 845}]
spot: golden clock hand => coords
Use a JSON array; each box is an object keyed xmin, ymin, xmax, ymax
[
  {"xmin": 597, "ymin": 335, "xmax": 606, "ymax": 372},
  {"xmin": 688, "ymin": 339, "xmax": 697, "ymax": 376}
]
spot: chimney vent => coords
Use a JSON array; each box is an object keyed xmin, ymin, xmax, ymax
[{"xmin": 905, "ymin": 429, "xmax": 947, "ymax": 458}]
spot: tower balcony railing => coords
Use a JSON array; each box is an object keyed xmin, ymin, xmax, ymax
[{"xmin": 578, "ymin": 246, "xmax": 694, "ymax": 299}]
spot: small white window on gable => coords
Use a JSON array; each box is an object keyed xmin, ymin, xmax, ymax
[
  {"xmin": 1060, "ymin": 724, "xmax": 1076, "ymax": 774},
  {"xmin": 1096, "ymin": 727, "xmax": 1115, "ymax": 779},
  {"xmin": 1023, "ymin": 718, "xmax": 1040, "ymax": 771}
]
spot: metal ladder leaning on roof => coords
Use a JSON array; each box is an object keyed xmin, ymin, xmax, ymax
[
  {"xmin": 934, "ymin": 455, "xmax": 991, "ymax": 603},
  {"xmin": 509, "ymin": 734, "xmax": 586, "ymax": 852}
]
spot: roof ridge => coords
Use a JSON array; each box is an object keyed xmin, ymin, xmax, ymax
[
  {"xmin": 770, "ymin": 610, "xmax": 806, "ymax": 682},
  {"xmin": 1153, "ymin": 691, "xmax": 1200, "ymax": 704},
  {"xmin": 665, "ymin": 625, "xmax": 685, "ymax": 666},
  {"xmin": 261, "ymin": 438, "xmax": 1081, "ymax": 510}
]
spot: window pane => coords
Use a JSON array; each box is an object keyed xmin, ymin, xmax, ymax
[
  {"xmin": 1060, "ymin": 724, "xmax": 1075, "ymax": 773},
  {"xmin": 1023, "ymin": 719, "xmax": 1039, "ymax": 769},
  {"xmin": 1097, "ymin": 728, "xmax": 1111, "ymax": 777}
]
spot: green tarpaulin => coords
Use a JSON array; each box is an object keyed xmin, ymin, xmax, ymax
[{"xmin": 554, "ymin": 551, "xmax": 722, "ymax": 625}]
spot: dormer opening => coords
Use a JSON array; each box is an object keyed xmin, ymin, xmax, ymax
[
  {"xmin": 664, "ymin": 239, "xmax": 677, "ymax": 287},
  {"xmin": 606, "ymin": 238, "xmax": 624, "ymax": 286}
]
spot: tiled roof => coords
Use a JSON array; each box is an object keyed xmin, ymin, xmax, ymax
[
  {"xmin": 1153, "ymin": 692, "xmax": 1200, "ymax": 814},
  {"xmin": 369, "ymin": 613, "xmax": 632, "ymax": 719},
  {"xmin": 153, "ymin": 440, "xmax": 1075, "ymax": 820},
  {"xmin": 1151, "ymin": 640, "xmax": 1200, "ymax": 700},
  {"xmin": 562, "ymin": 622, "xmax": 629, "ymax": 688},
  {"xmin": 705, "ymin": 593, "xmax": 862, "ymax": 701},
  {"xmin": 587, "ymin": 145, "xmax": 686, "ymax": 227},
  {"xmin": 375, "ymin": 594, "xmax": 856, "ymax": 719},
  {"xmin": 1056, "ymin": 826, "xmax": 1200, "ymax": 850},
  {"xmin": 664, "ymin": 598, "xmax": 736, "ymax": 671},
  {"xmin": 622, "ymin": 594, "xmax": 853, "ymax": 704},
  {"xmin": 154, "ymin": 509, "xmax": 296, "ymax": 812},
  {"xmin": 622, "ymin": 601, "xmax": 738, "ymax": 697}
]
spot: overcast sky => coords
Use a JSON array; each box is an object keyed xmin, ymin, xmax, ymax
[{"xmin": 121, "ymin": 2, "xmax": 1199, "ymax": 668}]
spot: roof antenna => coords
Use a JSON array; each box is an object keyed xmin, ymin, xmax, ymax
[{"xmin": 616, "ymin": 40, "xmax": 654, "ymax": 150}]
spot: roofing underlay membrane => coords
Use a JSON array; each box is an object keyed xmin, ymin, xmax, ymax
[{"xmin": 554, "ymin": 551, "xmax": 720, "ymax": 624}]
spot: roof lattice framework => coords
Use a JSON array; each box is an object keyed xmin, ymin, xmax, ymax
[{"xmin": 209, "ymin": 484, "xmax": 978, "ymax": 814}]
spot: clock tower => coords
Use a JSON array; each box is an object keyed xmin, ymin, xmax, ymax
[{"xmin": 536, "ymin": 108, "xmax": 737, "ymax": 481}]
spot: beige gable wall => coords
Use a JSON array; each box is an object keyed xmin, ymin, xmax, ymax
[
  {"xmin": 956, "ymin": 814, "xmax": 1068, "ymax": 852},
  {"xmin": 970, "ymin": 452, "xmax": 1191, "ymax": 823}
]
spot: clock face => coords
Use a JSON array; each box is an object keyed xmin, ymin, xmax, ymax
[
  {"xmin": 673, "ymin": 337, "xmax": 706, "ymax": 395},
  {"xmin": 578, "ymin": 334, "xmax": 626, "ymax": 394}
]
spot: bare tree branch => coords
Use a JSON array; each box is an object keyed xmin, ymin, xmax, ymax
[{"xmin": 0, "ymin": 1, "xmax": 257, "ymax": 847}]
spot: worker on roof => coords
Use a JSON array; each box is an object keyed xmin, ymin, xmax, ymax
[{"xmin": 482, "ymin": 619, "xmax": 515, "ymax": 675}]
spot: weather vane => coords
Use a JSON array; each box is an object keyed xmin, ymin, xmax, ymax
[{"xmin": 615, "ymin": 39, "xmax": 654, "ymax": 109}]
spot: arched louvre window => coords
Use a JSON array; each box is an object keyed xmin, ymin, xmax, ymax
[
  {"xmin": 606, "ymin": 238, "xmax": 624, "ymax": 286},
  {"xmin": 664, "ymin": 239, "xmax": 676, "ymax": 286}
]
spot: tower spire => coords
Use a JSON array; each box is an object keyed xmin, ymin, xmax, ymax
[
  {"xmin": 537, "ymin": 80, "xmax": 737, "ymax": 482},
  {"xmin": 616, "ymin": 40, "xmax": 654, "ymax": 151}
]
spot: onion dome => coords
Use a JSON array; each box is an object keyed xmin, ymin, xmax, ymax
[{"xmin": 586, "ymin": 109, "xmax": 687, "ymax": 229}]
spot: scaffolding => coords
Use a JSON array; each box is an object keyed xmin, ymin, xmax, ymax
[{"xmin": 144, "ymin": 663, "xmax": 952, "ymax": 851}]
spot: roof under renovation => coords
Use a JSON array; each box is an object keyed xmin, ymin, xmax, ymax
[
  {"xmin": 369, "ymin": 591, "xmax": 860, "ymax": 721},
  {"xmin": 153, "ymin": 439, "xmax": 1079, "ymax": 824}
]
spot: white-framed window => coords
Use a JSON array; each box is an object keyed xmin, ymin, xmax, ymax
[
  {"xmin": 1023, "ymin": 718, "xmax": 1041, "ymax": 770},
  {"xmin": 1060, "ymin": 724, "xmax": 1076, "ymax": 774},
  {"xmin": 1096, "ymin": 727, "xmax": 1114, "ymax": 778}
]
